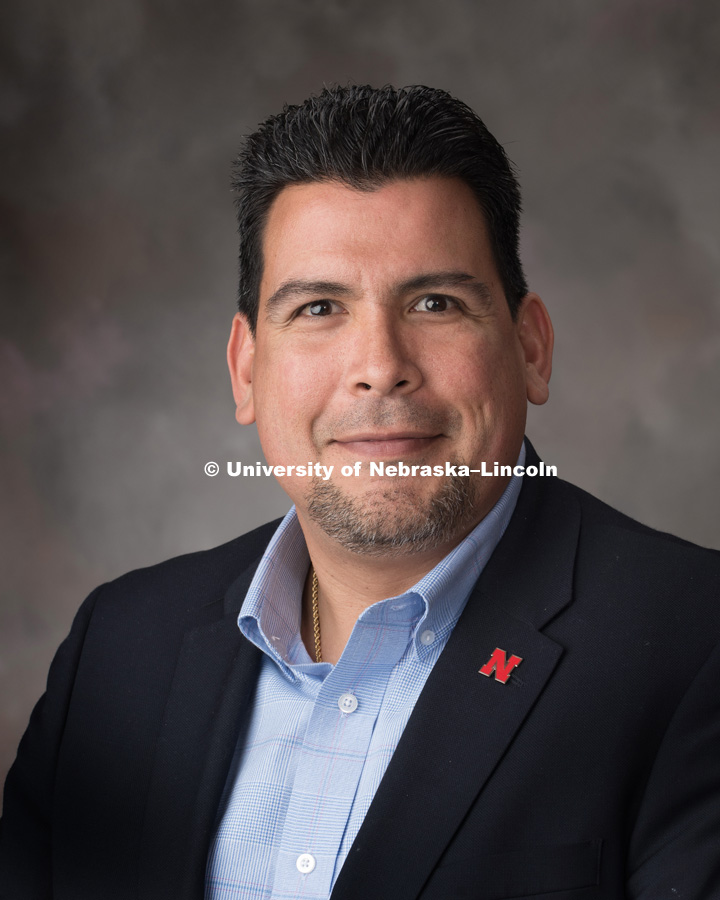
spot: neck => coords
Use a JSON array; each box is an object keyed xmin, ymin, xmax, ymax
[{"xmin": 297, "ymin": 511, "xmax": 479, "ymax": 665}]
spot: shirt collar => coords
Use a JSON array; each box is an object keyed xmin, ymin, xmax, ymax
[{"xmin": 239, "ymin": 443, "xmax": 526, "ymax": 677}]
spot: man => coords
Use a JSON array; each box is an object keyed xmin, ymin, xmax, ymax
[{"xmin": 1, "ymin": 84, "xmax": 719, "ymax": 900}]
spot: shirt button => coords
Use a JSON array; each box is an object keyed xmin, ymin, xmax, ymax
[
  {"xmin": 420, "ymin": 629, "xmax": 435, "ymax": 645},
  {"xmin": 338, "ymin": 692, "xmax": 358, "ymax": 713},
  {"xmin": 296, "ymin": 853, "xmax": 316, "ymax": 874}
]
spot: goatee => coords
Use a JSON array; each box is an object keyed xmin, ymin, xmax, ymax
[{"xmin": 305, "ymin": 468, "xmax": 479, "ymax": 557}]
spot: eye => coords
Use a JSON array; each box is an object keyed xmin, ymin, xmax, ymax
[
  {"xmin": 412, "ymin": 294, "xmax": 458, "ymax": 313},
  {"xmin": 298, "ymin": 299, "xmax": 342, "ymax": 317}
]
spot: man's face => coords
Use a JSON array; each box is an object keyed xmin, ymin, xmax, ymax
[{"xmin": 229, "ymin": 176, "xmax": 552, "ymax": 555}]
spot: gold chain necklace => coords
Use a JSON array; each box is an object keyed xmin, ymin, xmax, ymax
[{"xmin": 311, "ymin": 568, "xmax": 322, "ymax": 663}]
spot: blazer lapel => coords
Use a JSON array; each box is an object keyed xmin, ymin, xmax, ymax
[
  {"xmin": 333, "ymin": 454, "xmax": 582, "ymax": 900},
  {"xmin": 138, "ymin": 561, "xmax": 263, "ymax": 900}
]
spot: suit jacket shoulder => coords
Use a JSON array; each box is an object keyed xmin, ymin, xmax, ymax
[
  {"xmin": 95, "ymin": 516, "xmax": 282, "ymax": 621},
  {"xmin": 555, "ymin": 475, "xmax": 720, "ymax": 640},
  {"xmin": 0, "ymin": 518, "xmax": 280, "ymax": 900}
]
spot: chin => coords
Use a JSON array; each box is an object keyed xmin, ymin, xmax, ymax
[{"xmin": 304, "ymin": 473, "xmax": 480, "ymax": 557}]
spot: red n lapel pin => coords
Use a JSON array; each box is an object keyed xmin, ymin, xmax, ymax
[{"xmin": 479, "ymin": 647, "xmax": 523, "ymax": 684}]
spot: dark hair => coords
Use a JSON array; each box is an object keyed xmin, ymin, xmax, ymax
[{"xmin": 232, "ymin": 84, "xmax": 528, "ymax": 331}]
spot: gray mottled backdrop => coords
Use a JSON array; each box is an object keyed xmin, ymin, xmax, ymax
[{"xmin": 1, "ymin": 0, "xmax": 719, "ymax": 793}]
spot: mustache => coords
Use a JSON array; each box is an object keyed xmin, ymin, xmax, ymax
[{"xmin": 314, "ymin": 400, "xmax": 462, "ymax": 442}]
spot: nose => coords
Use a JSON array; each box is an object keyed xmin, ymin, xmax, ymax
[{"xmin": 345, "ymin": 313, "xmax": 423, "ymax": 397}]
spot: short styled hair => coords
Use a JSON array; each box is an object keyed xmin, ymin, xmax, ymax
[{"xmin": 232, "ymin": 84, "xmax": 528, "ymax": 331}]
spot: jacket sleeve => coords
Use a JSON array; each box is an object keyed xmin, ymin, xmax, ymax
[
  {"xmin": 627, "ymin": 638, "xmax": 720, "ymax": 898},
  {"xmin": 0, "ymin": 586, "xmax": 103, "ymax": 900}
]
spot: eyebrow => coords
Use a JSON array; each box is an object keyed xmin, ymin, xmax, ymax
[
  {"xmin": 265, "ymin": 280, "xmax": 354, "ymax": 313},
  {"xmin": 264, "ymin": 271, "xmax": 493, "ymax": 315},
  {"xmin": 396, "ymin": 272, "xmax": 493, "ymax": 305}
]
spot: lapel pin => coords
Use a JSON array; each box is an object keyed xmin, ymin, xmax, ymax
[{"xmin": 479, "ymin": 647, "xmax": 523, "ymax": 684}]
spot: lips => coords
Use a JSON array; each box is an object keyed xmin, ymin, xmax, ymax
[{"xmin": 331, "ymin": 432, "xmax": 442, "ymax": 458}]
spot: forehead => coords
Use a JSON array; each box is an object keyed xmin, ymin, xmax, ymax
[{"xmin": 259, "ymin": 177, "xmax": 498, "ymax": 293}]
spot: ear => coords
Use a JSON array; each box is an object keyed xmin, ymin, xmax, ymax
[
  {"xmin": 516, "ymin": 293, "xmax": 554, "ymax": 406},
  {"xmin": 227, "ymin": 313, "xmax": 256, "ymax": 424}
]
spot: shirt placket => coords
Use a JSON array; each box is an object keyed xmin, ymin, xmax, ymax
[{"xmin": 270, "ymin": 610, "xmax": 416, "ymax": 899}]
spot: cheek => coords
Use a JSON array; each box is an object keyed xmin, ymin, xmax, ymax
[
  {"xmin": 445, "ymin": 341, "xmax": 527, "ymax": 444},
  {"xmin": 253, "ymin": 350, "xmax": 332, "ymax": 459}
]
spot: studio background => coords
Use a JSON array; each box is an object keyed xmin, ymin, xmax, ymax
[{"xmin": 1, "ymin": 0, "xmax": 719, "ymax": 795}]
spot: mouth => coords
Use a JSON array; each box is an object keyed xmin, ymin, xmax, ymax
[{"xmin": 331, "ymin": 432, "xmax": 444, "ymax": 458}]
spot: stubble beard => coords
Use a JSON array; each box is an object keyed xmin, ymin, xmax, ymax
[{"xmin": 305, "ymin": 465, "xmax": 480, "ymax": 557}]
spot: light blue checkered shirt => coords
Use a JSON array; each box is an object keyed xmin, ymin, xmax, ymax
[{"xmin": 205, "ymin": 449, "xmax": 525, "ymax": 899}]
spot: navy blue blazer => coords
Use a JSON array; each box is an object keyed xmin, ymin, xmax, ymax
[{"xmin": 2, "ymin": 443, "xmax": 720, "ymax": 899}]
